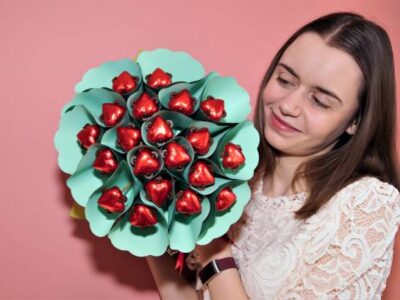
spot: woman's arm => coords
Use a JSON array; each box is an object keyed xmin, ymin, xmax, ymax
[
  {"xmin": 206, "ymin": 268, "xmax": 249, "ymax": 300},
  {"xmin": 196, "ymin": 236, "xmax": 249, "ymax": 300},
  {"xmin": 146, "ymin": 253, "xmax": 199, "ymax": 300},
  {"xmin": 382, "ymin": 230, "xmax": 400, "ymax": 299}
]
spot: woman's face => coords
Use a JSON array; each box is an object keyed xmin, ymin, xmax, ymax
[{"xmin": 262, "ymin": 32, "xmax": 363, "ymax": 156}]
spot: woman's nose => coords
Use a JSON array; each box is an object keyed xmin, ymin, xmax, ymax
[{"xmin": 278, "ymin": 88, "xmax": 304, "ymax": 117}]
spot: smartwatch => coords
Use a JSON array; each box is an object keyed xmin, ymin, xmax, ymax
[{"xmin": 199, "ymin": 256, "xmax": 238, "ymax": 287}]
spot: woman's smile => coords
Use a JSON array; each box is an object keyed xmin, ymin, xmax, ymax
[{"xmin": 268, "ymin": 109, "xmax": 302, "ymax": 133}]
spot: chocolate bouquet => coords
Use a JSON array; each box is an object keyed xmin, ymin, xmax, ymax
[{"xmin": 54, "ymin": 48, "xmax": 260, "ymax": 272}]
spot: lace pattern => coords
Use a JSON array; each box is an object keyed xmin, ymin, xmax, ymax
[{"xmin": 195, "ymin": 175, "xmax": 400, "ymax": 300}]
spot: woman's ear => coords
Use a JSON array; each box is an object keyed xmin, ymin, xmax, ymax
[{"xmin": 345, "ymin": 117, "xmax": 358, "ymax": 135}]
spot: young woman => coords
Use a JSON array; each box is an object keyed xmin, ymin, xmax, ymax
[{"xmin": 146, "ymin": 11, "xmax": 400, "ymax": 299}]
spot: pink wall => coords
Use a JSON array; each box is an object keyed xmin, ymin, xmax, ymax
[{"xmin": 1, "ymin": 0, "xmax": 399, "ymax": 299}]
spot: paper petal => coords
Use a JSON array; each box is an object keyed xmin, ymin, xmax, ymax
[
  {"xmin": 183, "ymin": 158, "xmax": 231, "ymax": 196},
  {"xmin": 162, "ymin": 136, "xmax": 195, "ymax": 180},
  {"xmin": 213, "ymin": 120, "xmax": 260, "ymax": 180},
  {"xmin": 125, "ymin": 85, "xmax": 150, "ymax": 121},
  {"xmin": 74, "ymin": 58, "xmax": 142, "ymax": 94},
  {"xmin": 158, "ymin": 72, "xmax": 218, "ymax": 114},
  {"xmin": 185, "ymin": 122, "xmax": 229, "ymax": 159},
  {"xmin": 136, "ymin": 48, "xmax": 205, "ymax": 84},
  {"xmin": 199, "ymin": 75, "xmax": 251, "ymax": 123},
  {"xmin": 197, "ymin": 180, "xmax": 251, "ymax": 245},
  {"xmin": 61, "ymin": 88, "xmax": 128, "ymax": 128},
  {"xmin": 141, "ymin": 110, "xmax": 194, "ymax": 147},
  {"xmin": 126, "ymin": 145, "xmax": 164, "ymax": 184},
  {"xmin": 54, "ymin": 105, "xmax": 97, "ymax": 174},
  {"xmin": 139, "ymin": 172, "xmax": 174, "ymax": 225},
  {"xmin": 85, "ymin": 161, "xmax": 140, "ymax": 237},
  {"xmin": 168, "ymin": 196, "xmax": 210, "ymax": 253},
  {"xmin": 66, "ymin": 144, "xmax": 114, "ymax": 206},
  {"xmin": 108, "ymin": 202, "xmax": 169, "ymax": 257},
  {"xmin": 101, "ymin": 121, "xmax": 141, "ymax": 154}
]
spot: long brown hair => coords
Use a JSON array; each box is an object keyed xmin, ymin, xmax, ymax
[{"xmin": 250, "ymin": 11, "xmax": 399, "ymax": 220}]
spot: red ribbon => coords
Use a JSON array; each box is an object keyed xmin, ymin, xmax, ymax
[{"xmin": 174, "ymin": 251, "xmax": 186, "ymax": 276}]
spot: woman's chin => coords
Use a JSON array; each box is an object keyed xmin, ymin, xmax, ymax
[
  {"xmin": 264, "ymin": 127, "xmax": 287, "ymax": 146},
  {"xmin": 264, "ymin": 127, "xmax": 299, "ymax": 154}
]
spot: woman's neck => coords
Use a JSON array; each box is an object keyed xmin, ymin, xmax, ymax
[
  {"xmin": 262, "ymin": 144, "xmax": 337, "ymax": 197},
  {"xmin": 262, "ymin": 155, "xmax": 307, "ymax": 198}
]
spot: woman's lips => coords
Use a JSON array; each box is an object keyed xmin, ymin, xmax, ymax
[{"xmin": 269, "ymin": 111, "xmax": 301, "ymax": 132}]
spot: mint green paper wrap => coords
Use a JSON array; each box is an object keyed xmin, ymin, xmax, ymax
[{"xmin": 54, "ymin": 48, "xmax": 260, "ymax": 257}]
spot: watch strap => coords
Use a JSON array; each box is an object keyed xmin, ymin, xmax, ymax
[{"xmin": 199, "ymin": 256, "xmax": 237, "ymax": 286}]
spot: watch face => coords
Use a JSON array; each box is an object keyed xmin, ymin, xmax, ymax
[
  {"xmin": 199, "ymin": 263, "xmax": 216, "ymax": 284},
  {"xmin": 199, "ymin": 257, "xmax": 237, "ymax": 285}
]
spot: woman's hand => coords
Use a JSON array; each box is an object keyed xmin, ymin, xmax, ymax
[
  {"xmin": 146, "ymin": 253, "xmax": 198, "ymax": 300},
  {"xmin": 194, "ymin": 234, "xmax": 233, "ymax": 269},
  {"xmin": 191, "ymin": 235, "xmax": 249, "ymax": 300}
]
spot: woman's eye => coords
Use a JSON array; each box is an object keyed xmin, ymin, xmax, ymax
[
  {"xmin": 276, "ymin": 75, "xmax": 330, "ymax": 110},
  {"xmin": 277, "ymin": 77, "xmax": 291, "ymax": 86},
  {"xmin": 313, "ymin": 96, "xmax": 330, "ymax": 109}
]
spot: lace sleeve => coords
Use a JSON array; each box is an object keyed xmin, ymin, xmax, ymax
[{"xmin": 280, "ymin": 178, "xmax": 400, "ymax": 299}]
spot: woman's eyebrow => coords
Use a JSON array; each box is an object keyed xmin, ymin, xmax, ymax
[{"xmin": 277, "ymin": 62, "xmax": 343, "ymax": 104}]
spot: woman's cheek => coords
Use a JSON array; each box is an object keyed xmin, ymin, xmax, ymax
[
  {"xmin": 303, "ymin": 112, "xmax": 329, "ymax": 137},
  {"xmin": 263, "ymin": 83, "xmax": 285, "ymax": 105}
]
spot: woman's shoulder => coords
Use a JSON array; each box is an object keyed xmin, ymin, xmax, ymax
[
  {"xmin": 304, "ymin": 175, "xmax": 400, "ymax": 227},
  {"xmin": 354, "ymin": 175, "xmax": 397, "ymax": 188},
  {"xmin": 336, "ymin": 175, "xmax": 400, "ymax": 206}
]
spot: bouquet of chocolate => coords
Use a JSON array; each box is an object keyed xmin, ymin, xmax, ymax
[{"xmin": 54, "ymin": 48, "xmax": 260, "ymax": 273}]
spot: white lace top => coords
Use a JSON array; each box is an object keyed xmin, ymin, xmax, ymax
[{"xmin": 194, "ymin": 175, "xmax": 400, "ymax": 299}]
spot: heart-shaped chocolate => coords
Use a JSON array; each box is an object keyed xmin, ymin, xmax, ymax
[
  {"xmin": 97, "ymin": 186, "xmax": 126, "ymax": 213},
  {"xmin": 188, "ymin": 160, "xmax": 215, "ymax": 187},
  {"xmin": 77, "ymin": 124, "xmax": 101, "ymax": 149},
  {"xmin": 200, "ymin": 97, "xmax": 226, "ymax": 122},
  {"xmin": 146, "ymin": 67, "xmax": 172, "ymax": 89},
  {"xmin": 146, "ymin": 116, "xmax": 174, "ymax": 144},
  {"xmin": 164, "ymin": 141, "xmax": 191, "ymax": 169},
  {"xmin": 112, "ymin": 71, "xmax": 138, "ymax": 94},
  {"xmin": 175, "ymin": 188, "xmax": 202, "ymax": 215},
  {"xmin": 145, "ymin": 176, "xmax": 173, "ymax": 207},
  {"xmin": 132, "ymin": 92, "xmax": 159, "ymax": 120},
  {"xmin": 222, "ymin": 143, "xmax": 245, "ymax": 169},
  {"xmin": 93, "ymin": 148, "xmax": 118, "ymax": 174},
  {"xmin": 117, "ymin": 125, "xmax": 141, "ymax": 152},
  {"xmin": 186, "ymin": 127, "xmax": 211, "ymax": 155},
  {"xmin": 129, "ymin": 204, "xmax": 158, "ymax": 228},
  {"xmin": 168, "ymin": 89, "xmax": 195, "ymax": 115},
  {"xmin": 101, "ymin": 102, "xmax": 126, "ymax": 127},
  {"xmin": 132, "ymin": 148, "xmax": 161, "ymax": 176},
  {"xmin": 215, "ymin": 186, "xmax": 236, "ymax": 211}
]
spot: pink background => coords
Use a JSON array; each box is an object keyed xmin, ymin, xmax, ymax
[{"xmin": 1, "ymin": 1, "xmax": 399, "ymax": 299}]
